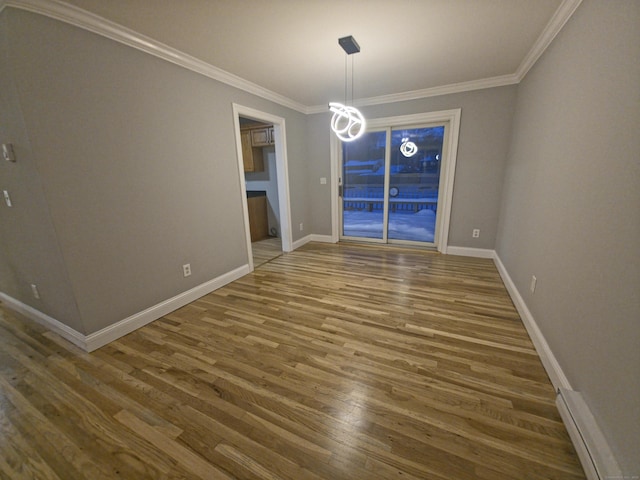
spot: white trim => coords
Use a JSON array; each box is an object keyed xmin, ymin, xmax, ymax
[
  {"xmin": 232, "ymin": 104, "xmax": 293, "ymax": 272},
  {"xmin": 309, "ymin": 234, "xmax": 335, "ymax": 244},
  {"xmin": 232, "ymin": 111, "xmax": 255, "ymax": 272},
  {"xmin": 492, "ymin": 253, "xmax": 571, "ymax": 391},
  {"xmin": 307, "ymin": 75, "xmax": 518, "ymax": 114},
  {"xmin": 436, "ymin": 110, "xmax": 461, "ymax": 254},
  {"xmin": 308, "ymin": 0, "xmax": 582, "ymax": 113},
  {"xmin": 0, "ymin": 292, "xmax": 86, "ymax": 349},
  {"xmin": 493, "ymin": 249, "xmax": 624, "ymax": 479},
  {"xmin": 361, "ymin": 75, "xmax": 517, "ymax": 107},
  {"xmin": 291, "ymin": 234, "xmax": 312, "ymax": 250},
  {"xmin": 329, "ymin": 131, "xmax": 340, "ymax": 244},
  {"xmin": 1, "ymin": 0, "xmax": 307, "ymax": 113},
  {"xmin": 290, "ymin": 233, "xmax": 334, "ymax": 250},
  {"xmin": 381, "ymin": 129, "xmax": 392, "ymax": 243},
  {"xmin": 1, "ymin": 265, "xmax": 250, "ymax": 352},
  {"xmin": 332, "ymin": 109, "xmax": 461, "ymax": 254},
  {"xmin": 273, "ymin": 123, "xmax": 292, "ymax": 253},
  {"xmin": 514, "ymin": 0, "xmax": 583, "ymax": 81},
  {"xmin": 446, "ymin": 246, "xmax": 495, "ymax": 259},
  {"xmin": 0, "ymin": 0, "xmax": 581, "ymax": 113},
  {"xmin": 556, "ymin": 388, "xmax": 623, "ymax": 480},
  {"xmin": 85, "ymin": 264, "xmax": 250, "ymax": 351}
]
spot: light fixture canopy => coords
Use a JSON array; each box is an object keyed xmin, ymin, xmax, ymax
[
  {"xmin": 330, "ymin": 35, "xmax": 366, "ymax": 142},
  {"xmin": 338, "ymin": 35, "xmax": 360, "ymax": 55}
]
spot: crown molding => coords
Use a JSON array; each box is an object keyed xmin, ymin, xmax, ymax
[
  {"xmin": 306, "ymin": 74, "xmax": 519, "ymax": 114},
  {"xmin": 307, "ymin": 0, "xmax": 583, "ymax": 115},
  {"xmin": 0, "ymin": 0, "xmax": 309, "ymax": 114},
  {"xmin": 515, "ymin": 0, "xmax": 583, "ymax": 81},
  {"xmin": 2, "ymin": 0, "xmax": 582, "ymax": 115}
]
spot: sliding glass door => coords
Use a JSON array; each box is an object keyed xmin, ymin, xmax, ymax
[
  {"xmin": 341, "ymin": 130, "xmax": 387, "ymax": 240},
  {"xmin": 340, "ymin": 124, "xmax": 445, "ymax": 246}
]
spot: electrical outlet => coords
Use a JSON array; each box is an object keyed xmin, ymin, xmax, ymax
[
  {"xmin": 183, "ymin": 263, "xmax": 191, "ymax": 277},
  {"xmin": 472, "ymin": 228, "xmax": 480, "ymax": 238},
  {"xmin": 30, "ymin": 284, "xmax": 40, "ymax": 299},
  {"xmin": 530, "ymin": 275, "xmax": 537, "ymax": 294},
  {"xmin": 320, "ymin": 177, "xmax": 327, "ymax": 185},
  {"xmin": 299, "ymin": 223, "xmax": 304, "ymax": 231},
  {"xmin": 2, "ymin": 143, "xmax": 16, "ymax": 162}
]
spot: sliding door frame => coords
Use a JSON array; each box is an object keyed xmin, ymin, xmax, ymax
[{"xmin": 330, "ymin": 108, "xmax": 461, "ymax": 253}]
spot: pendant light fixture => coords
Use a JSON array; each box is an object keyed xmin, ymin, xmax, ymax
[{"xmin": 329, "ymin": 35, "xmax": 366, "ymax": 142}]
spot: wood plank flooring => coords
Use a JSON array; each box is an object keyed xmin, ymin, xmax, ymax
[
  {"xmin": 0, "ymin": 242, "xmax": 586, "ymax": 479},
  {"xmin": 252, "ymin": 237, "xmax": 283, "ymax": 268}
]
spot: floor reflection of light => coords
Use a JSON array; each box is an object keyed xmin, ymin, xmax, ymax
[{"xmin": 332, "ymin": 382, "xmax": 371, "ymax": 452}]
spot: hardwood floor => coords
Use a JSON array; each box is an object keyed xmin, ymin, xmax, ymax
[
  {"xmin": 252, "ymin": 236, "xmax": 283, "ymax": 268},
  {"xmin": 0, "ymin": 242, "xmax": 585, "ymax": 479}
]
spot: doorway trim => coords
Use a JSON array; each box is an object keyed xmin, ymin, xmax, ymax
[
  {"xmin": 330, "ymin": 108, "xmax": 461, "ymax": 253},
  {"xmin": 232, "ymin": 104, "xmax": 292, "ymax": 271}
]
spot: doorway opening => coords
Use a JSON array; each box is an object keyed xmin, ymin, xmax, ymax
[{"xmin": 233, "ymin": 104, "xmax": 292, "ymax": 271}]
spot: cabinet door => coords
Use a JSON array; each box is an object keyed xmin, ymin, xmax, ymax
[
  {"xmin": 241, "ymin": 130, "xmax": 254, "ymax": 171},
  {"xmin": 241, "ymin": 130, "xmax": 264, "ymax": 171},
  {"xmin": 247, "ymin": 196, "xmax": 269, "ymax": 241},
  {"xmin": 251, "ymin": 128, "xmax": 271, "ymax": 147}
]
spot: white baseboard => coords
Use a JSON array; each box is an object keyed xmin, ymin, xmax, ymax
[
  {"xmin": 557, "ymin": 388, "xmax": 622, "ymax": 480},
  {"xmin": 1, "ymin": 264, "xmax": 250, "ymax": 352},
  {"xmin": 291, "ymin": 234, "xmax": 312, "ymax": 250},
  {"xmin": 492, "ymin": 253, "xmax": 570, "ymax": 390},
  {"xmin": 0, "ymin": 292, "xmax": 86, "ymax": 349},
  {"xmin": 445, "ymin": 246, "xmax": 496, "ymax": 258},
  {"xmin": 291, "ymin": 234, "xmax": 337, "ymax": 251},
  {"xmin": 493, "ymin": 252, "xmax": 623, "ymax": 479},
  {"xmin": 309, "ymin": 234, "xmax": 335, "ymax": 243},
  {"xmin": 85, "ymin": 264, "xmax": 250, "ymax": 351}
]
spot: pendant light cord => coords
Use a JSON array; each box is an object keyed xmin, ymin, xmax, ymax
[
  {"xmin": 344, "ymin": 53, "xmax": 348, "ymax": 105},
  {"xmin": 342, "ymin": 51, "xmax": 357, "ymax": 106},
  {"xmin": 351, "ymin": 54, "xmax": 354, "ymax": 107}
]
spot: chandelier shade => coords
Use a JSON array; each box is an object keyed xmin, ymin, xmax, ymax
[{"xmin": 329, "ymin": 102, "xmax": 366, "ymax": 142}]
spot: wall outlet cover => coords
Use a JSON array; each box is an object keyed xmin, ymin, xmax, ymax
[
  {"xmin": 2, "ymin": 143, "xmax": 16, "ymax": 162},
  {"xmin": 183, "ymin": 264, "xmax": 192, "ymax": 277}
]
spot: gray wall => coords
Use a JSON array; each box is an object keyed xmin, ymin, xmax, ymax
[
  {"xmin": 2, "ymin": 1, "xmax": 638, "ymax": 471},
  {"xmin": 0, "ymin": 12, "xmax": 83, "ymax": 331},
  {"xmin": 496, "ymin": 0, "xmax": 639, "ymax": 473},
  {"xmin": 306, "ymin": 113, "xmax": 333, "ymax": 236},
  {"xmin": 0, "ymin": 8, "xmax": 309, "ymax": 334},
  {"xmin": 307, "ymin": 86, "xmax": 518, "ymax": 249}
]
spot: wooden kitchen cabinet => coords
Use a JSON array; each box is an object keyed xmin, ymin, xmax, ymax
[
  {"xmin": 250, "ymin": 126, "xmax": 274, "ymax": 147},
  {"xmin": 241, "ymin": 129, "xmax": 264, "ymax": 172},
  {"xmin": 247, "ymin": 193, "xmax": 269, "ymax": 242}
]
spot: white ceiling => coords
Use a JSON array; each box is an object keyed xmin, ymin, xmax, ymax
[{"xmin": 58, "ymin": 0, "xmax": 572, "ymax": 109}]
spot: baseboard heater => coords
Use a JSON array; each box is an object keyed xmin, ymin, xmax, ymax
[{"xmin": 556, "ymin": 388, "xmax": 622, "ymax": 480}]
